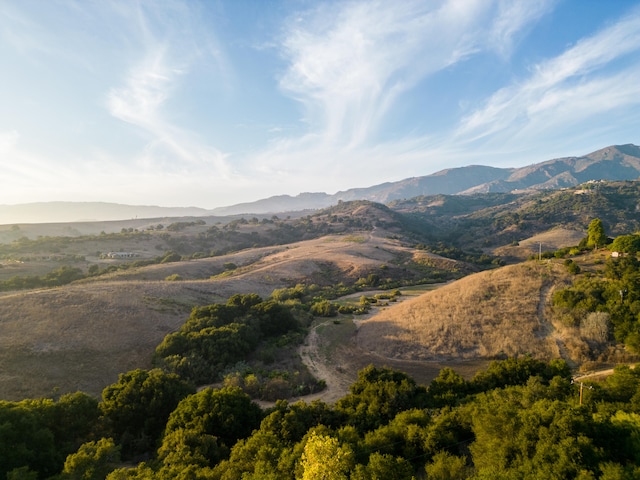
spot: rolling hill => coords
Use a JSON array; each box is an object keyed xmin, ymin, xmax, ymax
[
  {"xmin": 1, "ymin": 181, "xmax": 640, "ymax": 402},
  {"xmin": 357, "ymin": 262, "xmax": 568, "ymax": 361},
  {"xmin": 0, "ymin": 212, "xmax": 467, "ymax": 400}
]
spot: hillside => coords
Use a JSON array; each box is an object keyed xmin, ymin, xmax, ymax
[
  {"xmin": 357, "ymin": 257, "xmax": 633, "ymax": 368},
  {"xmin": 1, "ymin": 190, "xmax": 639, "ymax": 401},
  {"xmin": 392, "ymin": 180, "xmax": 640, "ymax": 251},
  {"xmin": 0, "ymin": 218, "xmax": 468, "ymax": 400},
  {"xmin": 358, "ymin": 262, "xmax": 567, "ymax": 361}
]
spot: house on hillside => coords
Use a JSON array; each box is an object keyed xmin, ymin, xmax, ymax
[{"xmin": 102, "ymin": 251, "xmax": 137, "ymax": 259}]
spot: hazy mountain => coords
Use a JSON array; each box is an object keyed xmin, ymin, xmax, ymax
[
  {"xmin": 212, "ymin": 144, "xmax": 640, "ymax": 215},
  {"xmin": 462, "ymin": 144, "xmax": 640, "ymax": 194},
  {"xmin": 2, "ymin": 144, "xmax": 639, "ymax": 223},
  {"xmin": 0, "ymin": 202, "xmax": 209, "ymax": 225}
]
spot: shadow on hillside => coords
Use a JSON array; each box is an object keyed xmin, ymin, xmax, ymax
[{"xmin": 353, "ymin": 320, "xmax": 492, "ymax": 384}]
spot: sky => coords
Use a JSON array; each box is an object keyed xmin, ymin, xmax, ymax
[{"xmin": 1, "ymin": 0, "xmax": 639, "ymax": 209}]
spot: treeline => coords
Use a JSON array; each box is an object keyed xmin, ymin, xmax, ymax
[
  {"xmin": 554, "ymin": 255, "xmax": 640, "ymax": 353},
  {"xmin": 0, "ymin": 251, "xmax": 184, "ymax": 292},
  {"xmin": 152, "ymin": 292, "xmax": 325, "ymax": 401},
  {"xmin": 0, "ymin": 265, "xmax": 85, "ymax": 291},
  {"xmin": 415, "ymin": 242, "xmax": 502, "ymax": 266},
  {"xmin": 4, "ymin": 358, "xmax": 640, "ymax": 478}
]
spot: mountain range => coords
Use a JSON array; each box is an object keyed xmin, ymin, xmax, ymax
[
  {"xmin": 2, "ymin": 143, "xmax": 639, "ymax": 223},
  {"xmin": 211, "ymin": 143, "xmax": 640, "ymax": 215}
]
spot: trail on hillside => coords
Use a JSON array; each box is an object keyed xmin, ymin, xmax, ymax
[
  {"xmin": 297, "ymin": 320, "xmax": 356, "ymax": 404},
  {"xmin": 296, "ymin": 285, "xmax": 452, "ymax": 404}
]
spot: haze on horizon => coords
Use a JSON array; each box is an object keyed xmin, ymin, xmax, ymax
[{"xmin": 1, "ymin": 0, "xmax": 639, "ymax": 209}]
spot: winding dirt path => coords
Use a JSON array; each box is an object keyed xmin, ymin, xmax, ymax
[
  {"xmin": 296, "ymin": 286, "xmax": 450, "ymax": 404},
  {"xmin": 296, "ymin": 320, "xmax": 355, "ymax": 404}
]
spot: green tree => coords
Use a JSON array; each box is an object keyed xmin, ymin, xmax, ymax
[
  {"xmin": 352, "ymin": 452, "xmax": 414, "ymax": 480},
  {"xmin": 363, "ymin": 409, "xmax": 430, "ymax": 464},
  {"xmin": 427, "ymin": 368, "xmax": 469, "ymax": 407},
  {"xmin": 609, "ymin": 234, "xmax": 640, "ymax": 254},
  {"xmin": 299, "ymin": 432, "xmax": 354, "ymax": 480},
  {"xmin": 211, "ymin": 430, "xmax": 285, "ymax": 479},
  {"xmin": 50, "ymin": 392, "xmax": 101, "ymax": 457},
  {"xmin": 100, "ymin": 369, "xmax": 194, "ymax": 457},
  {"xmin": 425, "ymin": 451, "xmax": 470, "ymax": 480},
  {"xmin": 587, "ymin": 218, "xmax": 607, "ymax": 249},
  {"xmin": 0, "ymin": 401, "xmax": 58, "ymax": 478},
  {"xmin": 336, "ymin": 366, "xmax": 427, "ymax": 432},
  {"xmin": 159, "ymin": 387, "xmax": 263, "ymax": 468},
  {"xmin": 158, "ymin": 428, "xmax": 227, "ymax": 469},
  {"xmin": 6, "ymin": 466, "xmax": 38, "ymax": 480},
  {"xmin": 310, "ymin": 299, "xmax": 337, "ymax": 317},
  {"xmin": 61, "ymin": 438, "xmax": 121, "ymax": 480}
]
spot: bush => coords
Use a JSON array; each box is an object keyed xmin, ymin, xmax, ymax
[{"xmin": 310, "ymin": 300, "xmax": 337, "ymax": 317}]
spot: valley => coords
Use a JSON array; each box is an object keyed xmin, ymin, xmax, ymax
[
  {"xmin": 2, "ymin": 179, "xmax": 640, "ymax": 480},
  {"xmin": 1, "ymin": 180, "xmax": 640, "ymax": 402}
]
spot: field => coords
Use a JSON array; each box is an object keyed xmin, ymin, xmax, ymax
[
  {"xmin": 0, "ymin": 224, "xmax": 452, "ymax": 400},
  {"xmin": 0, "ymin": 202, "xmax": 630, "ymax": 402}
]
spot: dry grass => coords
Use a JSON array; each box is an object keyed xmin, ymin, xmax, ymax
[
  {"xmin": 0, "ymin": 223, "xmax": 610, "ymax": 402},
  {"xmin": 493, "ymin": 227, "xmax": 585, "ymax": 261},
  {"xmin": 357, "ymin": 261, "xmax": 571, "ymax": 361},
  {"xmin": 0, "ymin": 230, "xmax": 420, "ymax": 400}
]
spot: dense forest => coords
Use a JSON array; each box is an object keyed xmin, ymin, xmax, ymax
[
  {"xmin": 2, "ymin": 358, "xmax": 640, "ymax": 479},
  {"xmin": 4, "ymin": 281, "xmax": 640, "ymax": 479}
]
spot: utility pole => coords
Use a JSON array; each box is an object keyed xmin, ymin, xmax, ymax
[
  {"xmin": 571, "ymin": 379, "xmax": 592, "ymax": 405},
  {"xmin": 579, "ymin": 382, "xmax": 584, "ymax": 405}
]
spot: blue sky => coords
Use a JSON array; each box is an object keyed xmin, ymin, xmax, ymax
[{"xmin": 1, "ymin": 0, "xmax": 639, "ymax": 209}]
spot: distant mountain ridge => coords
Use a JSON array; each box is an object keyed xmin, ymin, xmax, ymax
[
  {"xmin": 211, "ymin": 143, "xmax": 640, "ymax": 215},
  {"xmin": 1, "ymin": 144, "xmax": 639, "ymax": 223},
  {"xmin": 0, "ymin": 202, "xmax": 209, "ymax": 225}
]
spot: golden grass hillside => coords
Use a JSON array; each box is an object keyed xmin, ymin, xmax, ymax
[
  {"xmin": 357, "ymin": 261, "xmax": 572, "ymax": 362},
  {"xmin": 0, "ymin": 230, "xmax": 421, "ymax": 400},
  {"xmin": 493, "ymin": 227, "xmax": 585, "ymax": 261}
]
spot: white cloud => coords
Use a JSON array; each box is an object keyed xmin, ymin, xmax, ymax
[
  {"xmin": 105, "ymin": 3, "xmax": 231, "ymax": 177},
  {"xmin": 278, "ymin": 0, "xmax": 483, "ymax": 148},
  {"xmin": 455, "ymin": 5, "xmax": 640, "ymax": 147},
  {"xmin": 488, "ymin": 0, "xmax": 557, "ymax": 57},
  {"xmin": 253, "ymin": 0, "xmax": 553, "ymax": 180},
  {"xmin": 107, "ymin": 48, "xmax": 174, "ymax": 129}
]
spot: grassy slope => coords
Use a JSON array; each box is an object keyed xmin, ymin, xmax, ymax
[
  {"xmin": 357, "ymin": 261, "xmax": 570, "ymax": 361},
  {"xmin": 2, "ymin": 185, "xmax": 637, "ymax": 401},
  {"xmin": 0, "ymin": 230, "xmax": 424, "ymax": 400}
]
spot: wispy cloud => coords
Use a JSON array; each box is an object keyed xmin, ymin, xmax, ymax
[
  {"xmin": 488, "ymin": 0, "xmax": 557, "ymax": 57},
  {"xmin": 455, "ymin": 5, "xmax": 640, "ymax": 150},
  {"xmin": 105, "ymin": 2, "xmax": 230, "ymax": 176},
  {"xmin": 279, "ymin": 0, "xmax": 476, "ymax": 148},
  {"xmin": 107, "ymin": 48, "xmax": 174, "ymax": 130},
  {"xmin": 254, "ymin": 0, "xmax": 552, "ymax": 182}
]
